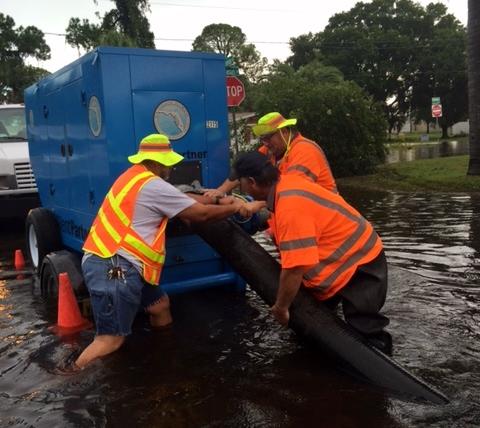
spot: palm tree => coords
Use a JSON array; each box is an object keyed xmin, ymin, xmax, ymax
[{"xmin": 468, "ymin": 0, "xmax": 480, "ymax": 174}]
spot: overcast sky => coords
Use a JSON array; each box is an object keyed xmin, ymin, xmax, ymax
[{"xmin": 2, "ymin": 0, "xmax": 468, "ymax": 73}]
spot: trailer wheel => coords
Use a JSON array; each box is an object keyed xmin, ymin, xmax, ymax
[
  {"xmin": 25, "ymin": 208, "xmax": 62, "ymax": 271},
  {"xmin": 40, "ymin": 257, "xmax": 59, "ymax": 297},
  {"xmin": 39, "ymin": 251, "xmax": 86, "ymax": 298}
]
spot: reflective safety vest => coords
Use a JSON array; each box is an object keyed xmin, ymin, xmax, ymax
[
  {"xmin": 272, "ymin": 175, "xmax": 383, "ymax": 300},
  {"xmin": 83, "ymin": 164, "xmax": 168, "ymax": 285},
  {"xmin": 259, "ymin": 133, "xmax": 337, "ymax": 193},
  {"xmin": 260, "ymin": 133, "xmax": 338, "ymax": 240}
]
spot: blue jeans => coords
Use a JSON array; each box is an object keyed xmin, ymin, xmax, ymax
[{"xmin": 82, "ymin": 254, "xmax": 166, "ymax": 336}]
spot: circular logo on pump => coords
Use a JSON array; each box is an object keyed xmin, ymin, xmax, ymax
[
  {"xmin": 153, "ymin": 100, "xmax": 190, "ymax": 140},
  {"xmin": 88, "ymin": 96, "xmax": 102, "ymax": 137}
]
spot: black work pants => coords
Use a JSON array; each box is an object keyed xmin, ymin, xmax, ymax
[{"xmin": 324, "ymin": 250, "xmax": 390, "ymax": 336}]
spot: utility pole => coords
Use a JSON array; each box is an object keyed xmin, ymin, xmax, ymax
[{"xmin": 467, "ymin": 0, "xmax": 480, "ymax": 175}]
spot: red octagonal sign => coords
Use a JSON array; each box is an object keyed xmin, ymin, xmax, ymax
[
  {"xmin": 226, "ymin": 76, "xmax": 245, "ymax": 107},
  {"xmin": 432, "ymin": 104, "xmax": 442, "ymax": 118}
]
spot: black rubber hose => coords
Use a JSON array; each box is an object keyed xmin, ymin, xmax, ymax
[{"xmin": 192, "ymin": 218, "xmax": 449, "ymax": 405}]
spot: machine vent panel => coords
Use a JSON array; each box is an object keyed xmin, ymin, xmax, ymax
[{"xmin": 14, "ymin": 162, "xmax": 37, "ymax": 189}]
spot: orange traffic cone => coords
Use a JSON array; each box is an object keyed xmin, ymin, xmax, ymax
[
  {"xmin": 55, "ymin": 272, "xmax": 92, "ymax": 334},
  {"xmin": 14, "ymin": 249, "xmax": 25, "ymax": 270}
]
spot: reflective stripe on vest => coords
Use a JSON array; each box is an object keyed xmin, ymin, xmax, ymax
[
  {"xmin": 285, "ymin": 164, "xmax": 318, "ymax": 183},
  {"xmin": 83, "ymin": 165, "xmax": 168, "ymax": 285},
  {"xmin": 278, "ymin": 237, "xmax": 317, "ymax": 251},
  {"xmin": 142, "ymin": 218, "xmax": 168, "ymax": 284},
  {"xmin": 307, "ymin": 229, "xmax": 379, "ymax": 293},
  {"xmin": 280, "ymin": 136, "xmax": 338, "ymax": 194},
  {"xmin": 108, "ymin": 171, "xmax": 153, "ymax": 226},
  {"xmin": 276, "ymin": 188, "xmax": 380, "ymax": 294},
  {"xmin": 87, "ymin": 170, "xmax": 154, "ymax": 256}
]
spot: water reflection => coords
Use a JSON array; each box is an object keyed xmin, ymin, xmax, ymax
[
  {"xmin": 386, "ymin": 139, "xmax": 469, "ymax": 164},
  {"xmin": 341, "ymin": 187, "xmax": 480, "ymax": 425},
  {"xmin": 343, "ymin": 189, "xmax": 480, "ymax": 290}
]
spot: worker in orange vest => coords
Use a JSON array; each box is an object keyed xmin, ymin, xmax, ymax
[
  {"xmin": 67, "ymin": 134, "xmax": 264, "ymax": 371},
  {"xmin": 232, "ymin": 151, "xmax": 392, "ymax": 354},
  {"xmin": 204, "ymin": 112, "xmax": 337, "ymax": 198}
]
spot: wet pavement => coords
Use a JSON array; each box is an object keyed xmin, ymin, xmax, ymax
[{"xmin": 1, "ymin": 187, "xmax": 480, "ymax": 427}]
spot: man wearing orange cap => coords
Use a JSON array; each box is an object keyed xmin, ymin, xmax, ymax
[
  {"xmin": 69, "ymin": 134, "xmax": 264, "ymax": 371},
  {"xmin": 204, "ymin": 112, "xmax": 337, "ymax": 198},
  {"xmin": 232, "ymin": 151, "xmax": 392, "ymax": 355}
]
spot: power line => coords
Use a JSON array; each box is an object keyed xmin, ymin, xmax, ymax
[
  {"xmin": 97, "ymin": 0, "xmax": 299, "ymax": 13},
  {"xmin": 44, "ymin": 32, "xmax": 67, "ymax": 37},
  {"xmin": 44, "ymin": 31, "xmax": 464, "ymax": 49},
  {"xmin": 40, "ymin": 30, "xmax": 468, "ymax": 74},
  {"xmin": 150, "ymin": 1, "xmax": 296, "ymax": 12},
  {"xmin": 44, "ymin": 32, "xmax": 290, "ymax": 45},
  {"xmin": 156, "ymin": 37, "xmax": 289, "ymax": 45}
]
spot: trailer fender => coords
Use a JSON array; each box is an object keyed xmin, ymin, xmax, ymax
[{"xmin": 40, "ymin": 250, "xmax": 86, "ymax": 297}]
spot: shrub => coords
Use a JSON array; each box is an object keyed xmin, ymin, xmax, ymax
[{"xmin": 251, "ymin": 62, "xmax": 387, "ymax": 177}]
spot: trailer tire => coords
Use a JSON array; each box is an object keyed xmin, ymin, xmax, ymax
[
  {"xmin": 40, "ymin": 257, "xmax": 60, "ymax": 297},
  {"xmin": 25, "ymin": 208, "xmax": 62, "ymax": 271},
  {"xmin": 39, "ymin": 250, "xmax": 86, "ymax": 297}
]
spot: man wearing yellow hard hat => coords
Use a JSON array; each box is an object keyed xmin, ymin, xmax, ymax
[
  {"xmin": 68, "ymin": 134, "xmax": 265, "ymax": 371},
  {"xmin": 204, "ymin": 112, "xmax": 337, "ymax": 198}
]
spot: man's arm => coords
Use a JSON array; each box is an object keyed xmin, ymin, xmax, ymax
[
  {"xmin": 176, "ymin": 198, "xmax": 239, "ymax": 223},
  {"xmin": 186, "ymin": 192, "xmax": 234, "ymax": 206},
  {"xmin": 184, "ymin": 193, "xmax": 266, "ymax": 219},
  {"xmin": 203, "ymin": 178, "xmax": 239, "ymax": 198},
  {"xmin": 176, "ymin": 198, "xmax": 266, "ymax": 223},
  {"xmin": 270, "ymin": 266, "xmax": 307, "ymax": 326}
]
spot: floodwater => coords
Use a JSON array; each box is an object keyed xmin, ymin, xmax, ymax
[
  {"xmin": 1, "ymin": 187, "xmax": 480, "ymax": 427},
  {"xmin": 386, "ymin": 139, "xmax": 469, "ymax": 163}
]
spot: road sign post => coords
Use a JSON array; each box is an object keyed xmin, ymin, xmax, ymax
[{"xmin": 232, "ymin": 108, "xmax": 239, "ymax": 155}]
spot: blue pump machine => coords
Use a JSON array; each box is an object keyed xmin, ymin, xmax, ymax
[{"xmin": 24, "ymin": 46, "xmax": 244, "ymax": 293}]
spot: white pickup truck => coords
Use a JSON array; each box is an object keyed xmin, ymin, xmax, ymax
[{"xmin": 0, "ymin": 104, "xmax": 39, "ymax": 218}]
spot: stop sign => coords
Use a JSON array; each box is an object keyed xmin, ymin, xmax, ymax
[
  {"xmin": 432, "ymin": 104, "xmax": 442, "ymax": 118},
  {"xmin": 226, "ymin": 76, "xmax": 245, "ymax": 107}
]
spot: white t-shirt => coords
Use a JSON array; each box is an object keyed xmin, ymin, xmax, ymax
[
  {"xmin": 127, "ymin": 177, "xmax": 196, "ymax": 242},
  {"xmin": 85, "ymin": 176, "xmax": 196, "ymax": 274}
]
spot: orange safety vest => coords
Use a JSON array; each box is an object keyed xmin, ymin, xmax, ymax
[
  {"xmin": 272, "ymin": 175, "xmax": 383, "ymax": 300},
  {"xmin": 83, "ymin": 164, "xmax": 168, "ymax": 285},
  {"xmin": 259, "ymin": 133, "xmax": 337, "ymax": 240},
  {"xmin": 259, "ymin": 133, "xmax": 337, "ymax": 193}
]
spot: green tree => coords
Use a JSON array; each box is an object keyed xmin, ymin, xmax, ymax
[
  {"xmin": 0, "ymin": 13, "xmax": 50, "ymax": 103},
  {"xmin": 251, "ymin": 61, "xmax": 387, "ymax": 177},
  {"xmin": 410, "ymin": 3, "xmax": 467, "ymax": 139},
  {"xmin": 66, "ymin": 0, "xmax": 154, "ymax": 52},
  {"xmin": 468, "ymin": 0, "xmax": 480, "ymax": 175},
  {"xmin": 318, "ymin": 0, "xmax": 428, "ymax": 135},
  {"xmin": 289, "ymin": 1, "xmax": 466, "ymax": 138},
  {"xmin": 98, "ymin": 29, "xmax": 137, "ymax": 47},
  {"xmin": 286, "ymin": 32, "xmax": 323, "ymax": 70},
  {"xmin": 65, "ymin": 17, "xmax": 103, "ymax": 52},
  {"xmin": 192, "ymin": 23, "xmax": 267, "ymax": 83}
]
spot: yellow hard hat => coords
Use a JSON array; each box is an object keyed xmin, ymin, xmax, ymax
[
  {"xmin": 252, "ymin": 112, "xmax": 297, "ymax": 137},
  {"xmin": 128, "ymin": 134, "xmax": 184, "ymax": 166}
]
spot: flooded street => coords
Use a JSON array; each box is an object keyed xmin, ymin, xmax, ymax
[
  {"xmin": 386, "ymin": 138, "xmax": 470, "ymax": 164},
  {"xmin": 1, "ymin": 187, "xmax": 480, "ymax": 427}
]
